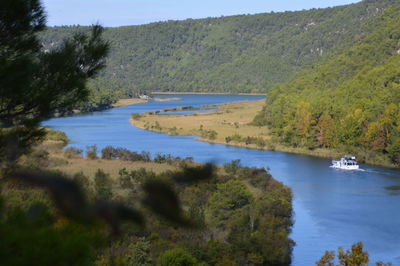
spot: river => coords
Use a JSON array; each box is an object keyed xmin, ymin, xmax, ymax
[{"xmin": 43, "ymin": 94, "xmax": 400, "ymax": 265}]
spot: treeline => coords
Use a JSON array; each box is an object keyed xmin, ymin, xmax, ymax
[
  {"xmin": 254, "ymin": 2, "xmax": 400, "ymax": 166},
  {"xmin": 40, "ymin": 0, "xmax": 395, "ymax": 95}
]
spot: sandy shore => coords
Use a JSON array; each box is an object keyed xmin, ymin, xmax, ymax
[
  {"xmin": 112, "ymin": 98, "xmax": 148, "ymax": 107},
  {"xmin": 153, "ymin": 97, "xmax": 183, "ymax": 102}
]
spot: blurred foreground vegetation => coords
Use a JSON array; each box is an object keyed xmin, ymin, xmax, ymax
[{"xmin": 1, "ymin": 130, "xmax": 294, "ymax": 265}]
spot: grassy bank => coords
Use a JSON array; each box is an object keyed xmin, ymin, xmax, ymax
[
  {"xmin": 131, "ymin": 100, "xmax": 397, "ymax": 168},
  {"xmin": 112, "ymin": 98, "xmax": 148, "ymax": 107},
  {"xmin": 153, "ymin": 97, "xmax": 183, "ymax": 102}
]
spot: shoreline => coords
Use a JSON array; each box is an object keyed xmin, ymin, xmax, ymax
[
  {"xmin": 112, "ymin": 98, "xmax": 147, "ymax": 107},
  {"xmin": 112, "ymin": 97, "xmax": 184, "ymax": 108},
  {"xmin": 152, "ymin": 91, "xmax": 266, "ymax": 96},
  {"xmin": 130, "ymin": 100, "xmax": 398, "ymax": 169}
]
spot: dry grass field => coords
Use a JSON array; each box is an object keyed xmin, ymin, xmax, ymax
[
  {"xmin": 132, "ymin": 99, "xmax": 270, "ymax": 145},
  {"xmin": 112, "ymin": 98, "xmax": 147, "ymax": 107},
  {"xmin": 52, "ymin": 156, "xmax": 177, "ymax": 180}
]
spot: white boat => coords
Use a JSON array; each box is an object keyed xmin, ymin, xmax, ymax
[{"xmin": 331, "ymin": 156, "xmax": 359, "ymax": 170}]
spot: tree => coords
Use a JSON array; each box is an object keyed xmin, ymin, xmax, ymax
[
  {"xmin": 208, "ymin": 180, "xmax": 253, "ymax": 228},
  {"xmin": 0, "ymin": 0, "xmax": 109, "ymax": 165},
  {"xmin": 316, "ymin": 242, "xmax": 392, "ymax": 266}
]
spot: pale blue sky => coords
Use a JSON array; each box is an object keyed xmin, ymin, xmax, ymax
[{"xmin": 42, "ymin": 0, "xmax": 361, "ymax": 27}]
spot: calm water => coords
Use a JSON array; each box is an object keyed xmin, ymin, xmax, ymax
[{"xmin": 43, "ymin": 94, "xmax": 400, "ymax": 265}]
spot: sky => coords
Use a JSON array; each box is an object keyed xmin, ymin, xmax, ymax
[{"xmin": 42, "ymin": 0, "xmax": 361, "ymax": 27}]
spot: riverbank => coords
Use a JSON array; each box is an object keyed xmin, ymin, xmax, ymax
[
  {"xmin": 152, "ymin": 91, "xmax": 266, "ymax": 96},
  {"xmin": 130, "ymin": 100, "xmax": 397, "ymax": 168},
  {"xmin": 153, "ymin": 97, "xmax": 183, "ymax": 102},
  {"xmin": 112, "ymin": 98, "xmax": 148, "ymax": 107},
  {"xmin": 112, "ymin": 97, "xmax": 183, "ymax": 108}
]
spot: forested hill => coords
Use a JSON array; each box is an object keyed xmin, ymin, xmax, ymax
[
  {"xmin": 41, "ymin": 0, "xmax": 395, "ymax": 94},
  {"xmin": 253, "ymin": 1, "xmax": 400, "ymax": 166}
]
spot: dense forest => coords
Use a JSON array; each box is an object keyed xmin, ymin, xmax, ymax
[
  {"xmin": 253, "ymin": 1, "xmax": 400, "ymax": 166},
  {"xmin": 40, "ymin": 0, "xmax": 395, "ymax": 103}
]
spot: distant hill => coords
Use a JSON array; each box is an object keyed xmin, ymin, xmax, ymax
[
  {"xmin": 253, "ymin": 1, "xmax": 400, "ymax": 166},
  {"xmin": 41, "ymin": 0, "xmax": 395, "ymax": 95}
]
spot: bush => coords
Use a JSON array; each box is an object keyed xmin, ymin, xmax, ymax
[
  {"xmin": 101, "ymin": 146, "xmax": 118, "ymax": 160},
  {"xmin": 118, "ymin": 168, "xmax": 133, "ymax": 189},
  {"xmin": 86, "ymin": 145, "xmax": 98, "ymax": 159},
  {"xmin": 45, "ymin": 129, "xmax": 69, "ymax": 146},
  {"xmin": 158, "ymin": 248, "xmax": 198, "ymax": 266},
  {"xmin": 256, "ymin": 137, "xmax": 266, "ymax": 148},
  {"xmin": 64, "ymin": 147, "xmax": 83, "ymax": 158},
  {"xmin": 201, "ymin": 129, "xmax": 218, "ymax": 140},
  {"xmin": 224, "ymin": 159, "xmax": 241, "ymax": 175},
  {"xmin": 131, "ymin": 113, "xmax": 142, "ymax": 120},
  {"xmin": 24, "ymin": 149, "xmax": 50, "ymax": 168},
  {"xmin": 230, "ymin": 134, "xmax": 242, "ymax": 143},
  {"xmin": 73, "ymin": 172, "xmax": 91, "ymax": 195},
  {"xmin": 94, "ymin": 169, "xmax": 112, "ymax": 199}
]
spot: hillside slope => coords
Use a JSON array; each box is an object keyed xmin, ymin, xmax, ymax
[
  {"xmin": 254, "ymin": 2, "xmax": 400, "ymax": 166},
  {"xmin": 41, "ymin": 0, "xmax": 394, "ymax": 94}
]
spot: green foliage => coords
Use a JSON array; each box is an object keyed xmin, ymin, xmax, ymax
[
  {"xmin": 39, "ymin": 1, "xmax": 395, "ymax": 95},
  {"xmin": 131, "ymin": 113, "xmax": 142, "ymax": 120},
  {"xmin": 200, "ymin": 129, "xmax": 218, "ymax": 140},
  {"xmin": 86, "ymin": 145, "xmax": 98, "ymax": 159},
  {"xmin": 73, "ymin": 171, "xmax": 91, "ymax": 194},
  {"xmin": 316, "ymin": 242, "xmax": 392, "ymax": 266},
  {"xmin": 158, "ymin": 248, "xmax": 199, "ymax": 266},
  {"xmin": 224, "ymin": 159, "xmax": 241, "ymax": 175},
  {"xmin": 126, "ymin": 238, "xmax": 153, "ymax": 266},
  {"xmin": 255, "ymin": 2, "xmax": 400, "ymax": 166},
  {"xmin": 0, "ymin": 202, "xmax": 103, "ymax": 266},
  {"xmin": 208, "ymin": 180, "xmax": 253, "ymax": 228},
  {"xmin": 94, "ymin": 169, "xmax": 113, "ymax": 200},
  {"xmin": 44, "ymin": 129, "xmax": 69, "ymax": 145}
]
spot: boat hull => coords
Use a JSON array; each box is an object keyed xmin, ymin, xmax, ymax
[{"xmin": 330, "ymin": 165, "xmax": 359, "ymax": 170}]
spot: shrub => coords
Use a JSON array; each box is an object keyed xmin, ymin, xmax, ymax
[
  {"xmin": 224, "ymin": 159, "xmax": 241, "ymax": 175},
  {"xmin": 230, "ymin": 134, "xmax": 242, "ymax": 143},
  {"xmin": 73, "ymin": 172, "xmax": 91, "ymax": 194},
  {"xmin": 101, "ymin": 146, "xmax": 118, "ymax": 160},
  {"xmin": 86, "ymin": 145, "xmax": 98, "ymax": 159},
  {"xmin": 131, "ymin": 113, "xmax": 142, "ymax": 120},
  {"xmin": 64, "ymin": 147, "xmax": 83, "ymax": 158},
  {"xmin": 118, "ymin": 168, "xmax": 133, "ymax": 189},
  {"xmin": 45, "ymin": 129, "xmax": 69, "ymax": 146},
  {"xmin": 256, "ymin": 137, "xmax": 266, "ymax": 148},
  {"xmin": 94, "ymin": 169, "xmax": 112, "ymax": 199},
  {"xmin": 158, "ymin": 248, "xmax": 198, "ymax": 266}
]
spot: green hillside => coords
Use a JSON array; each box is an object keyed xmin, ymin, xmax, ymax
[
  {"xmin": 254, "ymin": 1, "xmax": 400, "ymax": 166},
  {"xmin": 41, "ymin": 0, "xmax": 394, "ymax": 96}
]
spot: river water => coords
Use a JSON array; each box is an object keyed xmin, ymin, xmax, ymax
[{"xmin": 43, "ymin": 94, "xmax": 400, "ymax": 265}]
